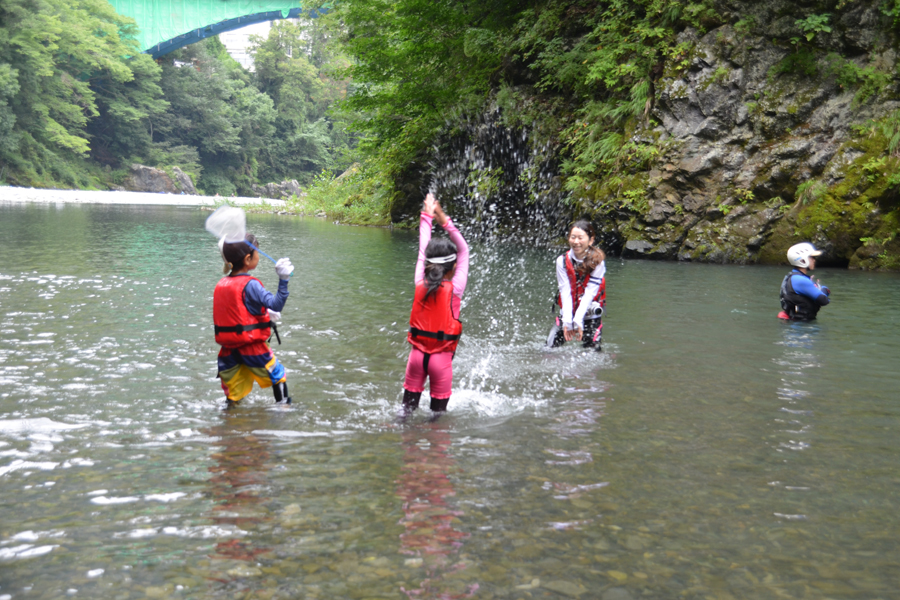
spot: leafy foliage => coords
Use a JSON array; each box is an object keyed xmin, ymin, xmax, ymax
[
  {"xmin": 154, "ymin": 38, "xmax": 276, "ymax": 194},
  {"xmin": 290, "ymin": 161, "xmax": 395, "ymax": 225},
  {"xmin": 0, "ymin": 3, "xmax": 357, "ymax": 195},
  {"xmin": 336, "ymin": 0, "xmax": 525, "ymax": 171},
  {"xmin": 796, "ymin": 180, "xmax": 828, "ymax": 205},
  {"xmin": 0, "ymin": 0, "xmax": 166, "ymax": 186},
  {"xmin": 336, "ymin": 0, "xmax": 720, "ymax": 203},
  {"xmin": 795, "ymin": 13, "xmax": 831, "ymax": 43},
  {"xmin": 251, "ymin": 20, "xmax": 354, "ymax": 183}
]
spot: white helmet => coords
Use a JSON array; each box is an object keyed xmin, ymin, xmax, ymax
[{"xmin": 787, "ymin": 242, "xmax": 822, "ymax": 268}]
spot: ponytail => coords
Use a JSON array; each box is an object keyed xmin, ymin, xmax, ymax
[
  {"xmin": 581, "ymin": 246, "xmax": 606, "ymax": 273},
  {"xmin": 423, "ymin": 238, "xmax": 457, "ymax": 300}
]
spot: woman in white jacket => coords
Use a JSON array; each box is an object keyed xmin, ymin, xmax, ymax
[{"xmin": 546, "ymin": 220, "xmax": 606, "ymax": 351}]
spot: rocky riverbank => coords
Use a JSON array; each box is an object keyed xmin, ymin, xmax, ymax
[{"xmin": 0, "ymin": 186, "xmax": 287, "ymax": 208}]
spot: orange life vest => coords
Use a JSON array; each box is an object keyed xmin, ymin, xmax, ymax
[
  {"xmin": 213, "ymin": 275, "xmax": 272, "ymax": 347},
  {"xmin": 407, "ymin": 280, "xmax": 463, "ymax": 354},
  {"xmin": 557, "ymin": 252, "xmax": 605, "ymax": 309}
]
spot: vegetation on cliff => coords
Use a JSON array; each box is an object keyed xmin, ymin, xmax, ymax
[{"xmin": 333, "ymin": 0, "xmax": 899, "ymax": 268}]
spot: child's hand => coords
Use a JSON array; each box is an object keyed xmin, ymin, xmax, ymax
[
  {"xmin": 423, "ymin": 193, "xmax": 437, "ymax": 217},
  {"xmin": 267, "ymin": 309, "xmax": 282, "ymax": 322},
  {"xmin": 275, "ymin": 258, "xmax": 293, "ymax": 280},
  {"xmin": 434, "ymin": 202, "xmax": 449, "ymax": 226}
]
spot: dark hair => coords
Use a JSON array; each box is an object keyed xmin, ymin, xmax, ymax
[
  {"xmin": 568, "ymin": 219, "xmax": 606, "ymax": 273},
  {"xmin": 423, "ymin": 237, "xmax": 457, "ymax": 300},
  {"xmin": 222, "ymin": 234, "xmax": 259, "ymax": 274}
]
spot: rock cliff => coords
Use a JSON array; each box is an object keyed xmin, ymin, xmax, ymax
[
  {"xmin": 407, "ymin": 0, "xmax": 899, "ymax": 269},
  {"xmin": 616, "ymin": 17, "xmax": 898, "ymax": 269}
]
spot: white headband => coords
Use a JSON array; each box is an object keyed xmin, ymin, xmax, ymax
[{"xmin": 426, "ymin": 253, "xmax": 457, "ymax": 264}]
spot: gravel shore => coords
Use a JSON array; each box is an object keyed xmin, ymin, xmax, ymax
[{"xmin": 0, "ymin": 186, "xmax": 286, "ymax": 207}]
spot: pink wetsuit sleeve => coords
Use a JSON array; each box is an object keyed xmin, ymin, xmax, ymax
[
  {"xmin": 414, "ymin": 212, "xmax": 433, "ymax": 285},
  {"xmin": 442, "ymin": 218, "xmax": 469, "ymax": 299}
]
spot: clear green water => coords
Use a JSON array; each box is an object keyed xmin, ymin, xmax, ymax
[{"xmin": 1, "ymin": 203, "xmax": 899, "ymax": 600}]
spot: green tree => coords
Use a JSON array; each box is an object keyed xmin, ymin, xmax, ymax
[
  {"xmin": 251, "ymin": 18, "xmax": 353, "ymax": 183},
  {"xmin": 155, "ymin": 38, "xmax": 275, "ymax": 194},
  {"xmin": 0, "ymin": 0, "xmax": 166, "ymax": 185},
  {"xmin": 333, "ymin": 0, "xmax": 529, "ymax": 182},
  {"xmin": 0, "ymin": 62, "xmax": 20, "ymax": 156}
]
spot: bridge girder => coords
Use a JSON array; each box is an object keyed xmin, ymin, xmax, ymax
[{"xmin": 107, "ymin": 1, "xmax": 323, "ymax": 58}]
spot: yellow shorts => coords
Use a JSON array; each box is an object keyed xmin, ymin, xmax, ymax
[{"xmin": 218, "ymin": 354, "xmax": 285, "ymax": 401}]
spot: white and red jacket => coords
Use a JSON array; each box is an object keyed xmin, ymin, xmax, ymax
[{"xmin": 556, "ymin": 250, "xmax": 606, "ymax": 329}]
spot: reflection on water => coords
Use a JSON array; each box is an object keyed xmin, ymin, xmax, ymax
[
  {"xmin": 544, "ymin": 378, "xmax": 610, "ymax": 515},
  {"xmin": 1, "ymin": 203, "xmax": 900, "ymax": 598},
  {"xmin": 769, "ymin": 322, "xmax": 819, "ymax": 522},
  {"xmin": 206, "ymin": 413, "xmax": 272, "ymax": 562},
  {"xmin": 397, "ymin": 423, "xmax": 477, "ymax": 599}
]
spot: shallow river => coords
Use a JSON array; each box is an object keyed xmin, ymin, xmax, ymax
[{"xmin": 1, "ymin": 203, "xmax": 899, "ymax": 600}]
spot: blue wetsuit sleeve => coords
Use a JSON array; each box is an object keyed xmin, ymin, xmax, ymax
[
  {"xmin": 791, "ymin": 274, "xmax": 830, "ymax": 306},
  {"xmin": 243, "ymin": 278, "xmax": 289, "ymax": 315}
]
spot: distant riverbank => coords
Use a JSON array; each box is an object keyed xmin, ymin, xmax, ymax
[{"xmin": 0, "ymin": 186, "xmax": 287, "ymax": 208}]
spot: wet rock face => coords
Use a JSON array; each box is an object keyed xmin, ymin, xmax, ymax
[
  {"xmin": 410, "ymin": 110, "xmax": 570, "ymax": 243},
  {"xmin": 250, "ymin": 180, "xmax": 302, "ymax": 200},
  {"xmin": 406, "ymin": 5, "xmax": 897, "ymax": 267},
  {"xmin": 124, "ymin": 164, "xmax": 178, "ymax": 194},
  {"xmin": 171, "ymin": 167, "xmax": 197, "ymax": 195},
  {"xmin": 613, "ymin": 22, "xmax": 899, "ymax": 266},
  {"xmin": 123, "ymin": 164, "xmax": 197, "ymax": 195}
]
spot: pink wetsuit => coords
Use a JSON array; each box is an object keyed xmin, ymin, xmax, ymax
[{"xmin": 403, "ymin": 212, "xmax": 469, "ymax": 400}]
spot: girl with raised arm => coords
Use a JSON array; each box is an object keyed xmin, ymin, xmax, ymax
[{"xmin": 401, "ymin": 193, "xmax": 469, "ymax": 420}]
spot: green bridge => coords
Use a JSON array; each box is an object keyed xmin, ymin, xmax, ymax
[{"xmin": 107, "ymin": 0, "xmax": 324, "ymax": 58}]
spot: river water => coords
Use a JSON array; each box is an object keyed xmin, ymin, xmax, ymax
[{"xmin": 1, "ymin": 202, "xmax": 898, "ymax": 600}]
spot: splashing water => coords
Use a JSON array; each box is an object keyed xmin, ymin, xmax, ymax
[{"xmin": 426, "ymin": 110, "xmax": 571, "ymax": 245}]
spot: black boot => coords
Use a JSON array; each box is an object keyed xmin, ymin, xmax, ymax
[
  {"xmin": 273, "ymin": 382, "xmax": 292, "ymax": 405},
  {"xmin": 398, "ymin": 390, "xmax": 421, "ymax": 421},
  {"xmin": 429, "ymin": 396, "xmax": 449, "ymax": 421}
]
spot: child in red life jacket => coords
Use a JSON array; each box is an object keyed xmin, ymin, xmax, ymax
[
  {"xmin": 546, "ymin": 219, "xmax": 607, "ymax": 351},
  {"xmin": 401, "ymin": 193, "xmax": 469, "ymax": 420},
  {"xmin": 213, "ymin": 234, "xmax": 294, "ymax": 407}
]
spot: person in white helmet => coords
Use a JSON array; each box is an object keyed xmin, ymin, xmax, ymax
[{"xmin": 778, "ymin": 242, "xmax": 831, "ymax": 320}]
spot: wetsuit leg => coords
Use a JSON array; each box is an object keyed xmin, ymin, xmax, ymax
[
  {"xmin": 403, "ymin": 390, "xmax": 422, "ymax": 411},
  {"xmin": 430, "ymin": 396, "xmax": 449, "ymax": 412},
  {"xmin": 273, "ymin": 381, "xmax": 292, "ymax": 405},
  {"xmin": 581, "ymin": 318, "xmax": 602, "ymax": 351},
  {"xmin": 400, "ymin": 349, "xmax": 430, "ymax": 421},
  {"xmin": 424, "ymin": 352, "xmax": 453, "ymax": 419},
  {"xmin": 546, "ymin": 315, "xmax": 566, "ymax": 348},
  {"xmin": 398, "ymin": 390, "xmax": 422, "ymax": 422}
]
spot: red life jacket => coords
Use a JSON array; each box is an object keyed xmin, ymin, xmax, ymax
[
  {"xmin": 407, "ymin": 280, "xmax": 463, "ymax": 354},
  {"xmin": 557, "ymin": 252, "xmax": 605, "ymax": 308},
  {"xmin": 213, "ymin": 275, "xmax": 272, "ymax": 347}
]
